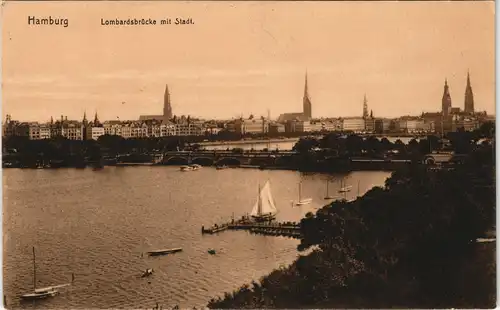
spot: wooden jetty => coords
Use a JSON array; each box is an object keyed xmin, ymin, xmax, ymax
[{"xmin": 201, "ymin": 218, "xmax": 302, "ymax": 239}]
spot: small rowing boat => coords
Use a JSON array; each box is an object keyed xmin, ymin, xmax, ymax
[
  {"xmin": 141, "ymin": 268, "xmax": 154, "ymax": 277},
  {"xmin": 147, "ymin": 248, "xmax": 183, "ymax": 256}
]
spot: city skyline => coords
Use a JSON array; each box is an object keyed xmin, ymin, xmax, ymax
[{"xmin": 2, "ymin": 2, "xmax": 495, "ymax": 122}]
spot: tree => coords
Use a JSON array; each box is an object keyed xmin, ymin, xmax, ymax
[
  {"xmin": 345, "ymin": 135, "xmax": 364, "ymax": 156},
  {"xmin": 293, "ymin": 137, "xmax": 319, "ymax": 154}
]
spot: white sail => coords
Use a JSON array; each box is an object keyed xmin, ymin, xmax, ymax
[{"xmin": 250, "ymin": 181, "xmax": 278, "ymax": 216}]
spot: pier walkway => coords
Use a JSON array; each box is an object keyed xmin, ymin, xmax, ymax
[{"xmin": 202, "ymin": 219, "xmax": 302, "ymax": 239}]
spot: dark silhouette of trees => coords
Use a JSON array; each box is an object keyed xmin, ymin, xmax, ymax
[{"xmin": 208, "ymin": 135, "xmax": 495, "ymax": 308}]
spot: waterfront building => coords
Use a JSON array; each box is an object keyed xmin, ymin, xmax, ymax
[
  {"xmin": 455, "ymin": 117, "xmax": 479, "ymax": 131},
  {"xmin": 295, "ymin": 121, "xmax": 312, "ymax": 132},
  {"xmin": 268, "ymin": 122, "xmax": 286, "ymax": 134},
  {"xmin": 103, "ymin": 121, "xmax": 123, "ymax": 136},
  {"xmin": 139, "ymin": 115, "xmax": 164, "ymax": 122},
  {"xmin": 131, "ymin": 122, "xmax": 149, "ymax": 138},
  {"xmin": 234, "ymin": 117, "xmax": 269, "ymax": 135},
  {"xmin": 49, "ymin": 116, "xmax": 85, "ymax": 140},
  {"xmin": 374, "ymin": 118, "xmax": 392, "ymax": 134},
  {"xmin": 161, "ymin": 123, "xmax": 176, "ymax": 136},
  {"xmin": 84, "ymin": 112, "xmax": 104, "ymax": 140},
  {"xmin": 121, "ymin": 124, "xmax": 132, "ymax": 138},
  {"xmin": 86, "ymin": 127, "xmax": 105, "ymax": 140},
  {"xmin": 205, "ymin": 125, "xmax": 223, "ymax": 135},
  {"xmin": 174, "ymin": 123, "xmax": 204, "ymax": 136},
  {"xmin": 341, "ymin": 117, "xmax": 366, "ymax": 132},
  {"xmin": 2, "ymin": 115, "xmax": 19, "ymax": 138},
  {"xmin": 365, "ymin": 116, "xmax": 376, "ymax": 133},
  {"xmin": 394, "ymin": 117, "xmax": 426, "ymax": 134},
  {"xmin": 6, "ymin": 121, "xmax": 51, "ymax": 140}
]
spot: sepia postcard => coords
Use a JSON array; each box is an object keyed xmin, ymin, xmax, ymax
[{"xmin": 1, "ymin": 1, "xmax": 496, "ymax": 309}]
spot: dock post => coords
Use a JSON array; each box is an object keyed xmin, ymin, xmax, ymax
[{"xmin": 201, "ymin": 226, "xmax": 204, "ymax": 233}]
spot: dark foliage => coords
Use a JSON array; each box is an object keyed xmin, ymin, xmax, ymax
[{"xmin": 207, "ymin": 125, "xmax": 495, "ymax": 308}]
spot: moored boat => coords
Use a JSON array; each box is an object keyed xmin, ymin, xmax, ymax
[
  {"xmin": 295, "ymin": 181, "xmax": 312, "ymax": 206},
  {"xmin": 338, "ymin": 178, "xmax": 352, "ymax": 193},
  {"xmin": 141, "ymin": 268, "xmax": 154, "ymax": 277},
  {"xmin": 147, "ymin": 247, "xmax": 183, "ymax": 256},
  {"xmin": 250, "ymin": 181, "xmax": 278, "ymax": 222},
  {"xmin": 21, "ymin": 247, "xmax": 72, "ymax": 301},
  {"xmin": 190, "ymin": 164, "xmax": 202, "ymax": 171}
]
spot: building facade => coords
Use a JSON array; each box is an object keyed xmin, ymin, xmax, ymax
[{"xmin": 341, "ymin": 117, "xmax": 365, "ymax": 132}]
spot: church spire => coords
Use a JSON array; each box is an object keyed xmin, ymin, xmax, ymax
[
  {"xmin": 302, "ymin": 71, "xmax": 312, "ymax": 119},
  {"xmin": 363, "ymin": 94, "xmax": 369, "ymax": 119},
  {"xmin": 464, "ymin": 70, "xmax": 475, "ymax": 114},
  {"xmin": 442, "ymin": 78, "xmax": 452, "ymax": 117},
  {"xmin": 163, "ymin": 84, "xmax": 173, "ymax": 123},
  {"xmin": 94, "ymin": 111, "xmax": 100, "ymax": 126}
]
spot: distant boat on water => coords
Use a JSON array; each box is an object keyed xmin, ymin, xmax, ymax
[
  {"xmin": 147, "ymin": 247, "xmax": 183, "ymax": 256},
  {"xmin": 324, "ymin": 180, "xmax": 338, "ymax": 200},
  {"xmin": 141, "ymin": 268, "xmax": 154, "ymax": 277},
  {"xmin": 180, "ymin": 164, "xmax": 202, "ymax": 172},
  {"xmin": 338, "ymin": 178, "xmax": 352, "ymax": 193},
  {"xmin": 250, "ymin": 181, "xmax": 278, "ymax": 222},
  {"xmin": 296, "ymin": 181, "xmax": 312, "ymax": 205},
  {"xmin": 191, "ymin": 164, "xmax": 202, "ymax": 171},
  {"xmin": 21, "ymin": 247, "xmax": 73, "ymax": 300}
]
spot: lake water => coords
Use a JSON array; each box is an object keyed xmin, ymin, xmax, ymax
[
  {"xmin": 3, "ymin": 167, "xmax": 391, "ymax": 309},
  {"xmin": 202, "ymin": 136, "xmax": 417, "ymax": 151}
]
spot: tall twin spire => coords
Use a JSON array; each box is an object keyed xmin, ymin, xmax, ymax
[{"xmin": 441, "ymin": 71, "xmax": 475, "ymax": 117}]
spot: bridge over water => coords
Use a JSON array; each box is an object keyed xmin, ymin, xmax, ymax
[{"xmin": 161, "ymin": 150, "xmax": 298, "ymax": 166}]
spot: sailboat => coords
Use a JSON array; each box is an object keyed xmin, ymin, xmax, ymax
[
  {"xmin": 250, "ymin": 181, "xmax": 278, "ymax": 222},
  {"xmin": 21, "ymin": 247, "xmax": 71, "ymax": 300},
  {"xmin": 344, "ymin": 180, "xmax": 360, "ymax": 203},
  {"xmin": 338, "ymin": 178, "xmax": 352, "ymax": 193},
  {"xmin": 296, "ymin": 181, "xmax": 312, "ymax": 206},
  {"xmin": 324, "ymin": 179, "xmax": 337, "ymax": 200}
]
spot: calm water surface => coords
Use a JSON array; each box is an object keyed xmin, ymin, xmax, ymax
[
  {"xmin": 3, "ymin": 167, "xmax": 391, "ymax": 309},
  {"xmin": 203, "ymin": 136, "xmax": 416, "ymax": 150}
]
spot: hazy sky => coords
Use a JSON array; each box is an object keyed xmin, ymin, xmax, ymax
[{"xmin": 2, "ymin": 1, "xmax": 495, "ymax": 122}]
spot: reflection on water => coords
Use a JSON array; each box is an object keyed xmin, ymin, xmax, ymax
[
  {"xmin": 3, "ymin": 167, "xmax": 391, "ymax": 309},
  {"xmin": 202, "ymin": 136, "xmax": 417, "ymax": 151}
]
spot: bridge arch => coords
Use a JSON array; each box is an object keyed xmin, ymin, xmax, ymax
[
  {"xmin": 216, "ymin": 157, "xmax": 242, "ymax": 167},
  {"xmin": 423, "ymin": 155, "xmax": 436, "ymax": 165},
  {"xmin": 191, "ymin": 157, "xmax": 215, "ymax": 166},
  {"xmin": 164, "ymin": 156, "xmax": 189, "ymax": 165}
]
